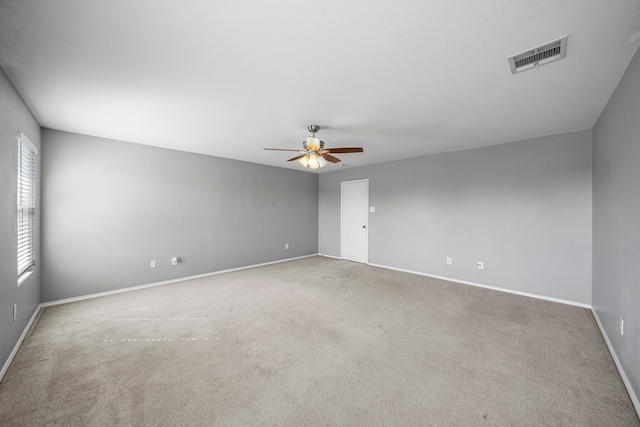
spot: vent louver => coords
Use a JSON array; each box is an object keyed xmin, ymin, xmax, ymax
[{"xmin": 508, "ymin": 36, "xmax": 568, "ymax": 74}]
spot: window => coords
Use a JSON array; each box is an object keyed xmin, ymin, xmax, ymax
[{"xmin": 17, "ymin": 132, "xmax": 37, "ymax": 279}]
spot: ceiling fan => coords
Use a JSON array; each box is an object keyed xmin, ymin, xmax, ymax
[{"xmin": 264, "ymin": 125, "xmax": 363, "ymax": 170}]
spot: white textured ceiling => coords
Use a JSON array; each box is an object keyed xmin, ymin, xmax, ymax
[{"xmin": 1, "ymin": 0, "xmax": 639, "ymax": 171}]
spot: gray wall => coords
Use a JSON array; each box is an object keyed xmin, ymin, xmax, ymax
[
  {"xmin": 0, "ymin": 69, "xmax": 41, "ymax": 370},
  {"xmin": 593, "ymin": 48, "xmax": 640, "ymax": 404},
  {"xmin": 41, "ymin": 130, "xmax": 318, "ymax": 302},
  {"xmin": 320, "ymin": 130, "xmax": 593, "ymax": 304}
]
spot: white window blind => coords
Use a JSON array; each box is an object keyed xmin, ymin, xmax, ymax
[{"xmin": 17, "ymin": 132, "xmax": 37, "ymax": 277}]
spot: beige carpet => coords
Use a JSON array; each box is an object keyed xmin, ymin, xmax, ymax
[{"xmin": 1, "ymin": 256, "xmax": 638, "ymax": 426}]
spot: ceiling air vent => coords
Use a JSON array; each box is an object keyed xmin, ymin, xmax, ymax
[{"xmin": 508, "ymin": 36, "xmax": 568, "ymax": 74}]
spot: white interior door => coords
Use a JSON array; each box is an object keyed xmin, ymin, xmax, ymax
[{"xmin": 341, "ymin": 180, "xmax": 368, "ymax": 263}]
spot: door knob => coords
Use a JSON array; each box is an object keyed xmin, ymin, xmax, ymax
[{"xmin": 362, "ymin": 225, "xmax": 366, "ymax": 228}]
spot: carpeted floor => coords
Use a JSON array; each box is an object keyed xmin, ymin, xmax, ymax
[{"xmin": 0, "ymin": 256, "xmax": 638, "ymax": 426}]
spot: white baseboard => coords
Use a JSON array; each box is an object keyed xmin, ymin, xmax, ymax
[
  {"xmin": 591, "ymin": 308, "xmax": 640, "ymax": 418},
  {"xmin": 318, "ymin": 253, "xmax": 341, "ymax": 260},
  {"xmin": 41, "ymin": 254, "xmax": 318, "ymax": 308},
  {"xmin": 0, "ymin": 304, "xmax": 42, "ymax": 384},
  {"xmin": 367, "ymin": 262, "xmax": 592, "ymax": 309}
]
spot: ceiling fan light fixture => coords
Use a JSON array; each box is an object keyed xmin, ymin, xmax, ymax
[
  {"xmin": 307, "ymin": 153, "xmax": 320, "ymax": 169},
  {"xmin": 299, "ymin": 153, "xmax": 327, "ymax": 170}
]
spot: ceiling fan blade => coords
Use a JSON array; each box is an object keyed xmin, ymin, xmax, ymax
[
  {"xmin": 264, "ymin": 148, "xmax": 305, "ymax": 152},
  {"xmin": 287, "ymin": 154, "xmax": 306, "ymax": 162},
  {"xmin": 324, "ymin": 147, "xmax": 363, "ymax": 153},
  {"xmin": 322, "ymin": 154, "xmax": 341, "ymax": 163}
]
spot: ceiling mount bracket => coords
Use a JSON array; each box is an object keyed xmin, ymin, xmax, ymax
[{"xmin": 307, "ymin": 125, "xmax": 320, "ymax": 136}]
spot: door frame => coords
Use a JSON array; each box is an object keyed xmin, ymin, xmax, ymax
[{"xmin": 340, "ymin": 179, "xmax": 369, "ymax": 263}]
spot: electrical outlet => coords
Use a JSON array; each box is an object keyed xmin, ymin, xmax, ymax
[
  {"xmin": 620, "ymin": 317, "xmax": 624, "ymax": 336},
  {"xmin": 285, "ymin": 243, "xmax": 289, "ymax": 249},
  {"xmin": 13, "ymin": 304, "xmax": 17, "ymax": 321},
  {"xmin": 150, "ymin": 260, "xmax": 156, "ymax": 268},
  {"xmin": 171, "ymin": 257, "xmax": 178, "ymax": 266},
  {"xmin": 446, "ymin": 257, "xmax": 452, "ymax": 265},
  {"xmin": 477, "ymin": 261, "xmax": 484, "ymax": 270}
]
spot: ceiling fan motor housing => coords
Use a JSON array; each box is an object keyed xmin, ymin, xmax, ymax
[{"xmin": 304, "ymin": 137, "xmax": 324, "ymax": 153}]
